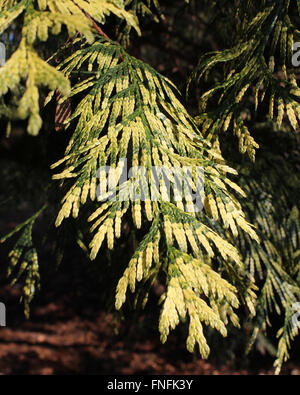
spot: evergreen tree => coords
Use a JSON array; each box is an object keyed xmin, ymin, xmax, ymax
[{"xmin": 1, "ymin": 0, "xmax": 300, "ymax": 374}]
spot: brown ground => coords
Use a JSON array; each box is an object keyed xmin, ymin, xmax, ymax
[{"xmin": 0, "ymin": 282, "xmax": 300, "ymax": 376}]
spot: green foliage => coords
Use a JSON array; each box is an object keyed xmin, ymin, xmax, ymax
[
  {"xmin": 1, "ymin": 0, "xmax": 300, "ymax": 374},
  {"xmin": 189, "ymin": 0, "xmax": 300, "ymax": 161},
  {"xmin": 232, "ymin": 139, "xmax": 300, "ymax": 374},
  {"xmin": 0, "ymin": 204, "xmax": 46, "ymax": 317}
]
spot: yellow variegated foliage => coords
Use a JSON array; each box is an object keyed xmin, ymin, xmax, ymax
[
  {"xmin": 0, "ymin": 38, "xmax": 71, "ymax": 135},
  {"xmin": 0, "ymin": 0, "xmax": 139, "ymax": 135},
  {"xmin": 156, "ymin": 250, "xmax": 241, "ymax": 357},
  {"xmin": 48, "ymin": 37, "xmax": 258, "ymax": 355}
]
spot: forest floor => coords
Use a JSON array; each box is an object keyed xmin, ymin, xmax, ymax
[{"xmin": 0, "ymin": 280, "xmax": 300, "ymax": 375}]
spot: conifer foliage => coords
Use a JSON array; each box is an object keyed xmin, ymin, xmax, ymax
[{"xmin": 1, "ymin": 0, "xmax": 300, "ymax": 373}]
